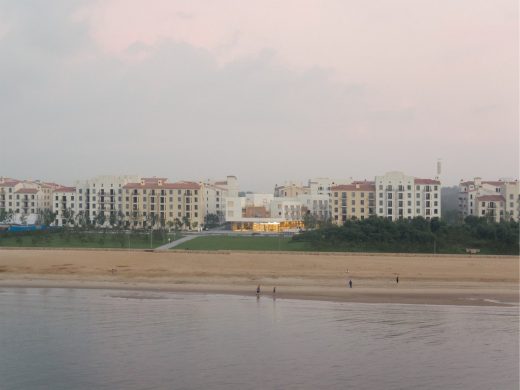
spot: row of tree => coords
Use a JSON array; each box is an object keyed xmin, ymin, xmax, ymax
[
  {"xmin": 0, "ymin": 208, "xmax": 225, "ymax": 232},
  {"xmin": 292, "ymin": 216, "xmax": 519, "ymax": 255}
]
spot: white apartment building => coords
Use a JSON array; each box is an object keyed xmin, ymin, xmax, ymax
[
  {"xmin": 74, "ymin": 175, "xmax": 140, "ymax": 225},
  {"xmin": 0, "ymin": 178, "xmax": 21, "ymax": 216},
  {"xmin": 270, "ymin": 198, "xmax": 305, "ymax": 221},
  {"xmin": 202, "ymin": 176, "xmax": 239, "ymax": 223},
  {"xmin": 459, "ymin": 178, "xmax": 519, "ymax": 222},
  {"xmin": 375, "ymin": 172, "xmax": 441, "ymax": 220},
  {"xmin": 52, "ymin": 186, "xmax": 77, "ymax": 226},
  {"xmin": 0, "ymin": 177, "xmax": 61, "ymax": 224},
  {"xmin": 297, "ymin": 194, "xmax": 331, "ymax": 221}
]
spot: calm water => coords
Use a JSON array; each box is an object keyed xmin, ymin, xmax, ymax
[{"xmin": 0, "ymin": 288, "xmax": 518, "ymax": 390}]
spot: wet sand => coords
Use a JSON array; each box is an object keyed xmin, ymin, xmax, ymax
[{"xmin": 0, "ymin": 248, "xmax": 518, "ymax": 306}]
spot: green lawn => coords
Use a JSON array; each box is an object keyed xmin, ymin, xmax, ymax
[
  {"xmin": 174, "ymin": 235, "xmax": 311, "ymax": 251},
  {"xmin": 0, "ymin": 231, "xmax": 179, "ymax": 249}
]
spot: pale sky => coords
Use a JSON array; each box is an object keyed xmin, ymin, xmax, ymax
[{"xmin": 0, "ymin": 0, "xmax": 518, "ymax": 191}]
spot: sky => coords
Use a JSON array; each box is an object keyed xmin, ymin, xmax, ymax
[{"xmin": 0, "ymin": 0, "xmax": 518, "ymax": 191}]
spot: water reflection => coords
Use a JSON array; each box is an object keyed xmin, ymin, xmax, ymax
[{"xmin": 0, "ymin": 288, "xmax": 517, "ymax": 390}]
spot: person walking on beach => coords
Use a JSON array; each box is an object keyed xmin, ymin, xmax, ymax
[
  {"xmin": 396, "ymin": 276, "xmax": 399, "ymax": 284},
  {"xmin": 349, "ymin": 279, "xmax": 352, "ymax": 288},
  {"xmin": 256, "ymin": 284, "xmax": 261, "ymax": 295},
  {"xmin": 273, "ymin": 286, "xmax": 276, "ymax": 294}
]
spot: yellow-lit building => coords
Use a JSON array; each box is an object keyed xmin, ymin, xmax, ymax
[{"xmin": 331, "ymin": 182, "xmax": 376, "ymax": 224}]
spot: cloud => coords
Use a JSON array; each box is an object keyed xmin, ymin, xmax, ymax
[{"xmin": 0, "ymin": 0, "xmax": 517, "ymax": 191}]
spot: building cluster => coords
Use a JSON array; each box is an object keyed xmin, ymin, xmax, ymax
[
  {"xmin": 1, "ymin": 171, "xmax": 518, "ymax": 232},
  {"xmin": 458, "ymin": 178, "xmax": 519, "ymax": 222}
]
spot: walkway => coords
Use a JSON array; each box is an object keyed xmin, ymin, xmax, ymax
[{"xmin": 154, "ymin": 234, "xmax": 200, "ymax": 250}]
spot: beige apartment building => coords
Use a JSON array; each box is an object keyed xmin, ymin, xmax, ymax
[
  {"xmin": 459, "ymin": 178, "xmax": 519, "ymax": 222},
  {"xmin": 122, "ymin": 177, "xmax": 203, "ymax": 229},
  {"xmin": 331, "ymin": 182, "xmax": 376, "ymax": 224},
  {"xmin": 0, "ymin": 178, "xmax": 20, "ymax": 215},
  {"xmin": 0, "ymin": 177, "xmax": 61, "ymax": 223}
]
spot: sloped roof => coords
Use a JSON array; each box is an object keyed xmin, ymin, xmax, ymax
[
  {"xmin": 331, "ymin": 183, "xmax": 375, "ymax": 191},
  {"xmin": 414, "ymin": 178, "xmax": 441, "ymax": 185},
  {"xmin": 476, "ymin": 195, "xmax": 505, "ymax": 202}
]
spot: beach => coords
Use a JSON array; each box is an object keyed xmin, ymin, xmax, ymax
[{"xmin": 0, "ymin": 248, "xmax": 518, "ymax": 306}]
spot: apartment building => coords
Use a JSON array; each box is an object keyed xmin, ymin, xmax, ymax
[
  {"xmin": 202, "ymin": 176, "xmax": 239, "ymax": 223},
  {"xmin": 331, "ymin": 182, "xmax": 376, "ymax": 224},
  {"xmin": 74, "ymin": 175, "xmax": 140, "ymax": 225},
  {"xmin": 122, "ymin": 177, "xmax": 203, "ymax": 229},
  {"xmin": 375, "ymin": 172, "xmax": 441, "ymax": 220},
  {"xmin": 0, "ymin": 178, "xmax": 63, "ymax": 223},
  {"xmin": 52, "ymin": 186, "xmax": 77, "ymax": 226},
  {"xmin": 459, "ymin": 178, "xmax": 519, "ymax": 222},
  {"xmin": 274, "ymin": 181, "xmax": 309, "ymax": 197},
  {"xmin": 0, "ymin": 178, "xmax": 20, "ymax": 216}
]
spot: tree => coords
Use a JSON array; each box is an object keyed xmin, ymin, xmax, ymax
[
  {"xmin": 0, "ymin": 209, "xmax": 12, "ymax": 223},
  {"xmin": 182, "ymin": 215, "xmax": 191, "ymax": 230},
  {"xmin": 303, "ymin": 211, "xmax": 317, "ymax": 229},
  {"xmin": 109, "ymin": 212, "xmax": 117, "ymax": 228},
  {"xmin": 62, "ymin": 208, "xmax": 75, "ymax": 227},
  {"xmin": 204, "ymin": 213, "xmax": 220, "ymax": 229},
  {"xmin": 75, "ymin": 211, "xmax": 88, "ymax": 228},
  {"xmin": 95, "ymin": 211, "xmax": 106, "ymax": 227}
]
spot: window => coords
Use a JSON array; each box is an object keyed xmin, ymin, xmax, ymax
[
  {"xmin": 387, "ymin": 201, "xmax": 392, "ymax": 207},
  {"xmin": 416, "ymin": 201, "xmax": 420, "ymax": 206},
  {"xmin": 416, "ymin": 209, "xmax": 420, "ymax": 214},
  {"xmin": 388, "ymin": 193, "xmax": 392, "ymax": 199},
  {"xmin": 387, "ymin": 208, "xmax": 392, "ymax": 215}
]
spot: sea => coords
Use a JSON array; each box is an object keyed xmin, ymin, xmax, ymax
[{"xmin": 0, "ymin": 288, "xmax": 518, "ymax": 390}]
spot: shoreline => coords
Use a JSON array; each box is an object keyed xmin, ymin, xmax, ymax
[
  {"xmin": 0, "ymin": 248, "xmax": 518, "ymax": 307},
  {"xmin": 0, "ymin": 278, "xmax": 517, "ymax": 307}
]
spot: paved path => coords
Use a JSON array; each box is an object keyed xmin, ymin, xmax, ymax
[{"xmin": 155, "ymin": 234, "xmax": 200, "ymax": 250}]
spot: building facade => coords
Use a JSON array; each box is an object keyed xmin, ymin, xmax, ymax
[
  {"xmin": 122, "ymin": 177, "xmax": 203, "ymax": 229},
  {"xmin": 459, "ymin": 178, "xmax": 519, "ymax": 222},
  {"xmin": 375, "ymin": 172, "xmax": 441, "ymax": 220},
  {"xmin": 331, "ymin": 182, "xmax": 376, "ymax": 224}
]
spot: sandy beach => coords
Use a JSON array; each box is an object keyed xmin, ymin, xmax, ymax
[{"xmin": 0, "ymin": 248, "xmax": 518, "ymax": 306}]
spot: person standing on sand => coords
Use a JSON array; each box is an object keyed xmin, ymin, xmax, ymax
[
  {"xmin": 396, "ymin": 276, "xmax": 399, "ymax": 284},
  {"xmin": 349, "ymin": 279, "xmax": 352, "ymax": 288},
  {"xmin": 273, "ymin": 286, "xmax": 276, "ymax": 294},
  {"xmin": 256, "ymin": 284, "xmax": 261, "ymax": 295}
]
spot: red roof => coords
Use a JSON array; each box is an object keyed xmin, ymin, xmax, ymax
[
  {"xmin": 476, "ymin": 195, "xmax": 505, "ymax": 202},
  {"xmin": 123, "ymin": 181, "xmax": 200, "ymax": 190},
  {"xmin": 15, "ymin": 188, "xmax": 39, "ymax": 194},
  {"xmin": 414, "ymin": 178, "xmax": 440, "ymax": 185},
  {"xmin": 0, "ymin": 180, "xmax": 20, "ymax": 187},
  {"xmin": 55, "ymin": 186, "xmax": 76, "ymax": 193},
  {"xmin": 331, "ymin": 183, "xmax": 375, "ymax": 192}
]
